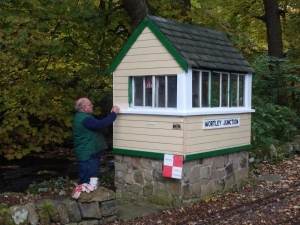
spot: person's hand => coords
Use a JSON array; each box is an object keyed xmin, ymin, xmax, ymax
[{"xmin": 111, "ymin": 105, "xmax": 120, "ymax": 114}]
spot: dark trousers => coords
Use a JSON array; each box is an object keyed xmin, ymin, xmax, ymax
[{"xmin": 77, "ymin": 157, "xmax": 100, "ymax": 185}]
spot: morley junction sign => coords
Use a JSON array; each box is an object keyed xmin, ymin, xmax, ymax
[{"xmin": 203, "ymin": 117, "xmax": 240, "ymax": 130}]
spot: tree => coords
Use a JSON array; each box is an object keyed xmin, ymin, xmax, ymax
[
  {"xmin": 122, "ymin": 0, "xmax": 153, "ymax": 30},
  {"xmin": 255, "ymin": 0, "xmax": 284, "ymax": 58},
  {"xmin": 0, "ymin": 0, "xmax": 127, "ymax": 159}
]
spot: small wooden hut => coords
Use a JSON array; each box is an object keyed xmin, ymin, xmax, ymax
[{"xmin": 109, "ymin": 15, "xmax": 255, "ymax": 207}]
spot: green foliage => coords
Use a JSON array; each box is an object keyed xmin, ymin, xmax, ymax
[
  {"xmin": 0, "ymin": 0, "xmax": 128, "ymax": 159},
  {"xmin": 25, "ymin": 176, "xmax": 70, "ymax": 194},
  {"xmin": 250, "ymin": 54, "xmax": 300, "ymax": 163},
  {"xmin": 251, "ymin": 103, "xmax": 298, "ymax": 147}
]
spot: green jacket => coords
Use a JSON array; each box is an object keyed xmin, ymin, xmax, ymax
[{"xmin": 72, "ymin": 112, "xmax": 108, "ymax": 161}]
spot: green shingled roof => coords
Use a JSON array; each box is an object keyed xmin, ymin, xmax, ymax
[{"xmin": 109, "ymin": 15, "xmax": 254, "ymax": 74}]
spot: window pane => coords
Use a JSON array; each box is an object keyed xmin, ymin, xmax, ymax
[
  {"xmin": 155, "ymin": 76, "xmax": 165, "ymax": 107},
  {"xmin": 145, "ymin": 76, "xmax": 152, "ymax": 106},
  {"xmin": 192, "ymin": 71, "xmax": 199, "ymax": 107},
  {"xmin": 201, "ymin": 72, "xmax": 209, "ymax": 107},
  {"xmin": 231, "ymin": 74, "xmax": 238, "ymax": 107},
  {"xmin": 222, "ymin": 73, "xmax": 229, "ymax": 107},
  {"xmin": 167, "ymin": 75, "xmax": 177, "ymax": 108},
  {"xmin": 134, "ymin": 77, "xmax": 143, "ymax": 106},
  {"xmin": 212, "ymin": 73, "xmax": 220, "ymax": 107},
  {"xmin": 239, "ymin": 75, "xmax": 245, "ymax": 106}
]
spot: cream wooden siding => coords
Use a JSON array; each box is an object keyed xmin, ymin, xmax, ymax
[
  {"xmin": 114, "ymin": 114, "xmax": 184, "ymax": 155},
  {"xmin": 113, "ymin": 27, "xmax": 184, "ymax": 110},
  {"xmin": 113, "ymin": 76, "xmax": 129, "ymax": 110},
  {"xmin": 114, "ymin": 26, "xmax": 183, "ymax": 76},
  {"xmin": 185, "ymin": 114, "xmax": 251, "ymax": 154}
]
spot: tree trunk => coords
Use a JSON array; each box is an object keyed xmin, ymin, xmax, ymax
[
  {"xmin": 122, "ymin": 0, "xmax": 153, "ymax": 30},
  {"xmin": 263, "ymin": 0, "xmax": 284, "ymax": 58}
]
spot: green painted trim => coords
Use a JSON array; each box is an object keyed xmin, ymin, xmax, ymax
[
  {"xmin": 109, "ymin": 16, "xmax": 188, "ymax": 74},
  {"xmin": 185, "ymin": 144, "xmax": 252, "ymax": 161},
  {"xmin": 146, "ymin": 21, "xmax": 188, "ymax": 72},
  {"xmin": 113, "ymin": 144, "xmax": 252, "ymax": 161},
  {"xmin": 108, "ymin": 18, "xmax": 148, "ymax": 74},
  {"xmin": 229, "ymin": 73, "xmax": 232, "ymax": 107},
  {"xmin": 210, "ymin": 70, "xmax": 213, "ymax": 107},
  {"xmin": 128, "ymin": 76, "xmax": 132, "ymax": 106},
  {"xmin": 113, "ymin": 148, "xmax": 165, "ymax": 159}
]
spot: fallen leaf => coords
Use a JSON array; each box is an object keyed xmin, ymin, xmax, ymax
[
  {"xmin": 211, "ymin": 197, "xmax": 217, "ymax": 202},
  {"xmin": 204, "ymin": 197, "xmax": 210, "ymax": 202}
]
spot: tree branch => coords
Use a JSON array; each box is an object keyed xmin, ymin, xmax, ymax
[{"xmin": 253, "ymin": 14, "xmax": 266, "ymax": 22}]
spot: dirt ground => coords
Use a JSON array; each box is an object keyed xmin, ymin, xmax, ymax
[
  {"xmin": 1, "ymin": 154, "xmax": 299, "ymax": 225},
  {"xmin": 106, "ymin": 154, "xmax": 300, "ymax": 225}
]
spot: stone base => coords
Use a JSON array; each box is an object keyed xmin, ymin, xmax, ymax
[{"xmin": 114, "ymin": 151, "xmax": 249, "ymax": 207}]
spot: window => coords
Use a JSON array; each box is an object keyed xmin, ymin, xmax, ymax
[
  {"xmin": 192, "ymin": 71, "xmax": 209, "ymax": 107},
  {"xmin": 192, "ymin": 70, "xmax": 245, "ymax": 108},
  {"xmin": 231, "ymin": 74, "xmax": 245, "ymax": 107},
  {"xmin": 132, "ymin": 75, "xmax": 177, "ymax": 108},
  {"xmin": 212, "ymin": 72, "xmax": 229, "ymax": 107}
]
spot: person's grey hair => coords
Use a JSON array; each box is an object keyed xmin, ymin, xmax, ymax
[{"xmin": 75, "ymin": 99, "xmax": 87, "ymax": 112}]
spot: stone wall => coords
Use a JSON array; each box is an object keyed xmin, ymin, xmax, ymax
[
  {"xmin": 0, "ymin": 187, "xmax": 117, "ymax": 225},
  {"xmin": 114, "ymin": 151, "xmax": 249, "ymax": 207}
]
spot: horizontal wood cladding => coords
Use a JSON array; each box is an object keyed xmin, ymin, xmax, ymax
[
  {"xmin": 185, "ymin": 129, "xmax": 249, "ymax": 145},
  {"xmin": 122, "ymin": 54, "xmax": 175, "ymax": 62},
  {"xmin": 114, "ymin": 114, "xmax": 184, "ymax": 154},
  {"xmin": 186, "ymin": 138, "xmax": 251, "ymax": 154},
  {"xmin": 185, "ymin": 124, "xmax": 250, "ymax": 138},
  {"xmin": 115, "ymin": 127, "xmax": 183, "ymax": 138},
  {"xmin": 113, "ymin": 140, "xmax": 183, "ymax": 155},
  {"xmin": 116, "ymin": 60, "xmax": 181, "ymax": 70},
  {"xmin": 114, "ymin": 27, "xmax": 183, "ymax": 76},
  {"xmin": 185, "ymin": 114, "xmax": 251, "ymax": 155},
  {"xmin": 114, "ymin": 68, "xmax": 183, "ymax": 76},
  {"xmin": 113, "ymin": 113, "xmax": 251, "ymax": 157}
]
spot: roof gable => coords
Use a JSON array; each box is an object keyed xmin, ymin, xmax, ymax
[{"xmin": 109, "ymin": 15, "xmax": 254, "ymax": 74}]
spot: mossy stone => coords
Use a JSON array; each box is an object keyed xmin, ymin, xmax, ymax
[
  {"xmin": 44, "ymin": 199, "xmax": 59, "ymax": 222},
  {"xmin": 0, "ymin": 203, "xmax": 14, "ymax": 225},
  {"xmin": 37, "ymin": 204, "xmax": 50, "ymax": 225}
]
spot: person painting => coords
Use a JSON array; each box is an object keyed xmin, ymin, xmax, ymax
[{"xmin": 72, "ymin": 97, "xmax": 120, "ymax": 185}]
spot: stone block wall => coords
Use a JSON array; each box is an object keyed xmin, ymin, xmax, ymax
[
  {"xmin": 114, "ymin": 151, "xmax": 249, "ymax": 207},
  {"xmin": 1, "ymin": 187, "xmax": 117, "ymax": 225}
]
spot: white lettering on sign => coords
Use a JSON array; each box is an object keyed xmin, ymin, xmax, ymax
[{"xmin": 203, "ymin": 117, "xmax": 240, "ymax": 129}]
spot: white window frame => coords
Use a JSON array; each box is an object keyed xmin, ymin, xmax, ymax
[
  {"xmin": 121, "ymin": 68, "xmax": 254, "ymax": 116},
  {"xmin": 231, "ymin": 73, "xmax": 246, "ymax": 107},
  {"xmin": 192, "ymin": 70, "xmax": 247, "ymax": 108},
  {"xmin": 132, "ymin": 75, "xmax": 177, "ymax": 109}
]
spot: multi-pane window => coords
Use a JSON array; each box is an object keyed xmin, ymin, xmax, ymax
[
  {"xmin": 231, "ymin": 74, "xmax": 245, "ymax": 107},
  {"xmin": 192, "ymin": 70, "xmax": 245, "ymax": 108},
  {"xmin": 212, "ymin": 72, "xmax": 229, "ymax": 107},
  {"xmin": 132, "ymin": 75, "xmax": 177, "ymax": 108},
  {"xmin": 192, "ymin": 71, "xmax": 210, "ymax": 107}
]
